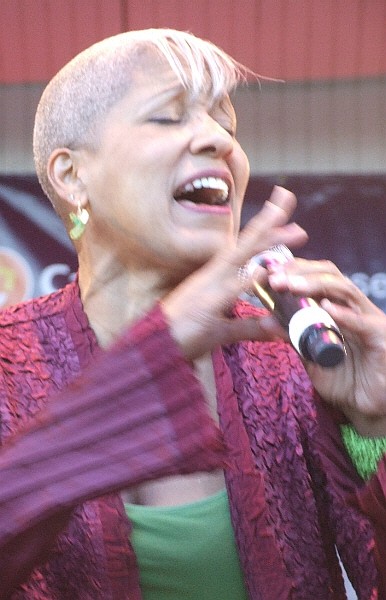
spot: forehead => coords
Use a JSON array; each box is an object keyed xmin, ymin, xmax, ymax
[
  {"xmin": 128, "ymin": 52, "xmax": 235, "ymax": 114},
  {"xmin": 130, "ymin": 45, "xmax": 232, "ymax": 103}
]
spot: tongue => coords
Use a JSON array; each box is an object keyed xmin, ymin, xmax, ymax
[{"xmin": 175, "ymin": 188, "xmax": 224, "ymax": 205}]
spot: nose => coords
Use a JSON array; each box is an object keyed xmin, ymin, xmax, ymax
[{"xmin": 189, "ymin": 114, "xmax": 234, "ymax": 158}]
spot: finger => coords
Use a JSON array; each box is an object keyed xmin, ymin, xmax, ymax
[
  {"xmin": 240, "ymin": 186, "xmax": 299, "ymax": 246},
  {"xmin": 234, "ymin": 187, "xmax": 308, "ymax": 264},
  {"xmin": 321, "ymin": 298, "xmax": 386, "ymax": 332},
  {"xmin": 268, "ymin": 259, "xmax": 340, "ymax": 290},
  {"xmin": 274, "ymin": 258, "xmax": 341, "ymax": 276},
  {"xmin": 221, "ymin": 312, "xmax": 289, "ymax": 346},
  {"xmin": 201, "ymin": 187, "xmax": 306, "ymax": 294},
  {"xmin": 264, "ymin": 185, "xmax": 297, "ymax": 220},
  {"xmin": 271, "ymin": 269, "xmax": 367, "ymax": 310}
]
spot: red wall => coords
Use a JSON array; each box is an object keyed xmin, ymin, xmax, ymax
[{"xmin": 1, "ymin": 0, "xmax": 386, "ymax": 84}]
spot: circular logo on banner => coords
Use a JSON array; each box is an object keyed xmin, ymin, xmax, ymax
[{"xmin": 0, "ymin": 247, "xmax": 33, "ymax": 309}]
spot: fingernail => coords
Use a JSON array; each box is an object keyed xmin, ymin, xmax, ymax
[{"xmin": 320, "ymin": 298, "xmax": 333, "ymax": 311}]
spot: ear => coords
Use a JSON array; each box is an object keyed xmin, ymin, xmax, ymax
[{"xmin": 47, "ymin": 147, "xmax": 85, "ymax": 209}]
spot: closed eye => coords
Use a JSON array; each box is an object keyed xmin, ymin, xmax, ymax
[
  {"xmin": 222, "ymin": 126, "xmax": 236, "ymax": 137},
  {"xmin": 148, "ymin": 117, "xmax": 182, "ymax": 125}
]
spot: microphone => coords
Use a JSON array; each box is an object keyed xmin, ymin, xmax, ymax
[{"xmin": 243, "ymin": 245, "xmax": 346, "ymax": 368}]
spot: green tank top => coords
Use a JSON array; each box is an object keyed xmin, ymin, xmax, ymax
[{"xmin": 125, "ymin": 489, "xmax": 248, "ymax": 599}]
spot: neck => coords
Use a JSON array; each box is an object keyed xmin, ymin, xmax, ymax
[{"xmin": 78, "ymin": 259, "xmax": 172, "ymax": 348}]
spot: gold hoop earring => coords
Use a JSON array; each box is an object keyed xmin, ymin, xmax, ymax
[{"xmin": 69, "ymin": 196, "xmax": 89, "ymax": 240}]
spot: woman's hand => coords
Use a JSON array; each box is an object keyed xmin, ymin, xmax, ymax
[
  {"xmin": 161, "ymin": 186, "xmax": 307, "ymax": 360},
  {"xmin": 269, "ymin": 258, "xmax": 386, "ymax": 436}
]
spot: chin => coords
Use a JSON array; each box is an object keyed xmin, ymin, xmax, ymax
[
  {"xmin": 182, "ymin": 246, "xmax": 223, "ymax": 271},
  {"xmin": 167, "ymin": 231, "xmax": 235, "ymax": 271}
]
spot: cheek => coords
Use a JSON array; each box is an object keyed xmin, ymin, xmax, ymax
[
  {"xmin": 231, "ymin": 150, "xmax": 249, "ymax": 234},
  {"xmin": 233, "ymin": 148, "xmax": 250, "ymax": 198},
  {"xmin": 235, "ymin": 147, "xmax": 250, "ymax": 192}
]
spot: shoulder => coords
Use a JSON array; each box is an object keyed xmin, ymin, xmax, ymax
[
  {"xmin": 0, "ymin": 279, "xmax": 91, "ymax": 373},
  {"xmin": 0, "ymin": 280, "xmax": 80, "ymax": 328},
  {"xmin": 0, "ymin": 280, "xmax": 92, "ymax": 438}
]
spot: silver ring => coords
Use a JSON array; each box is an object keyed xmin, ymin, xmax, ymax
[{"xmin": 237, "ymin": 265, "xmax": 255, "ymax": 297}]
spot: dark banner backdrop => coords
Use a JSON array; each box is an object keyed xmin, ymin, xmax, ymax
[{"xmin": 1, "ymin": 174, "xmax": 386, "ymax": 311}]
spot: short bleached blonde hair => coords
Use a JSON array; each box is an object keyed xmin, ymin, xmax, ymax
[{"xmin": 33, "ymin": 28, "xmax": 249, "ymax": 206}]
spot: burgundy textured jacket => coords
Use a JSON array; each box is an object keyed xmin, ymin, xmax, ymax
[{"xmin": 0, "ymin": 281, "xmax": 385, "ymax": 599}]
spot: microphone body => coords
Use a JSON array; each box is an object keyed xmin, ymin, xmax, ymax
[{"xmin": 245, "ymin": 246, "xmax": 346, "ymax": 368}]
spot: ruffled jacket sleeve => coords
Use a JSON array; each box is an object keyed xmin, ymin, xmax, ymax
[
  {"xmin": 313, "ymin": 396, "xmax": 386, "ymax": 597},
  {"xmin": 0, "ymin": 304, "xmax": 225, "ymax": 598},
  {"xmin": 354, "ymin": 455, "xmax": 386, "ymax": 597}
]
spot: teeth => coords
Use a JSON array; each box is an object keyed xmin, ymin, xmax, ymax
[
  {"xmin": 174, "ymin": 176, "xmax": 230, "ymax": 205},
  {"xmin": 186, "ymin": 177, "xmax": 229, "ymax": 196},
  {"xmin": 192, "ymin": 179, "xmax": 203, "ymax": 189}
]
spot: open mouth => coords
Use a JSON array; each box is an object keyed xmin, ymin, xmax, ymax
[{"xmin": 174, "ymin": 176, "xmax": 230, "ymax": 206}]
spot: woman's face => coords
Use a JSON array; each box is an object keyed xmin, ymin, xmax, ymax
[{"xmin": 76, "ymin": 58, "xmax": 250, "ymax": 279}]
